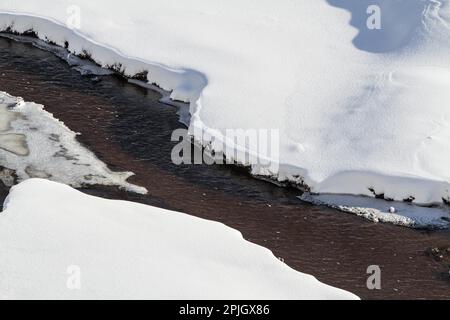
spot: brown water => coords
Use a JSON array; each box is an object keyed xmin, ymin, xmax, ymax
[{"xmin": 0, "ymin": 36, "xmax": 449, "ymax": 299}]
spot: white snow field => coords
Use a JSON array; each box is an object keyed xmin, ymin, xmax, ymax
[
  {"xmin": 0, "ymin": 2, "xmax": 449, "ymax": 208},
  {"xmin": 0, "ymin": 91, "xmax": 146, "ymax": 193},
  {"xmin": 0, "ymin": 178, "xmax": 357, "ymax": 300}
]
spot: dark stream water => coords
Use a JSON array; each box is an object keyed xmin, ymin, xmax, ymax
[{"xmin": 0, "ymin": 36, "xmax": 449, "ymax": 299}]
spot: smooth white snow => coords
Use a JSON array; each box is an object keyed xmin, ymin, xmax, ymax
[
  {"xmin": 0, "ymin": 178, "xmax": 358, "ymax": 300},
  {"xmin": 0, "ymin": 91, "xmax": 146, "ymax": 193},
  {"xmin": 0, "ymin": 1, "xmax": 449, "ymax": 205}
]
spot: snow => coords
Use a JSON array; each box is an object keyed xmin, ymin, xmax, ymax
[
  {"xmin": 0, "ymin": 2, "xmax": 449, "ymax": 205},
  {"xmin": 0, "ymin": 91, "xmax": 146, "ymax": 193},
  {"xmin": 0, "ymin": 178, "xmax": 358, "ymax": 300},
  {"xmin": 300, "ymin": 193, "xmax": 450, "ymax": 229}
]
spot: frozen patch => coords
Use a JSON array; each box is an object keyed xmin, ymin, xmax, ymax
[
  {"xmin": 299, "ymin": 193, "xmax": 450, "ymax": 229},
  {"xmin": 0, "ymin": 91, "xmax": 146, "ymax": 193}
]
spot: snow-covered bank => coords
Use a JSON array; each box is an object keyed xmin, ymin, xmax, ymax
[
  {"xmin": 0, "ymin": 179, "xmax": 357, "ymax": 299},
  {"xmin": 0, "ymin": 91, "xmax": 145, "ymax": 193},
  {"xmin": 1, "ymin": 1, "xmax": 450, "ymax": 206}
]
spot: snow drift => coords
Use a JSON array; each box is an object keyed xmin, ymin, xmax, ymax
[
  {"xmin": 0, "ymin": 1, "xmax": 450, "ymax": 205},
  {"xmin": 0, "ymin": 178, "xmax": 357, "ymax": 299}
]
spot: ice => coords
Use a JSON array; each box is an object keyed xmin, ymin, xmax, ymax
[
  {"xmin": 0, "ymin": 91, "xmax": 146, "ymax": 193},
  {"xmin": 0, "ymin": 178, "xmax": 358, "ymax": 300},
  {"xmin": 0, "ymin": 133, "xmax": 28, "ymax": 156},
  {"xmin": 0, "ymin": 103, "xmax": 21, "ymax": 131},
  {"xmin": 300, "ymin": 193, "xmax": 450, "ymax": 228}
]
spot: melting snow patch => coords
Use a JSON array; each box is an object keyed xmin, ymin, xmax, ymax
[
  {"xmin": 299, "ymin": 193, "xmax": 450, "ymax": 229},
  {"xmin": 0, "ymin": 91, "xmax": 146, "ymax": 193}
]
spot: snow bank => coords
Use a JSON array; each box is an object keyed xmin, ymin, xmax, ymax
[
  {"xmin": 0, "ymin": 178, "xmax": 357, "ymax": 299},
  {"xmin": 1, "ymin": 1, "xmax": 450, "ymax": 205},
  {"xmin": 0, "ymin": 91, "xmax": 146, "ymax": 193}
]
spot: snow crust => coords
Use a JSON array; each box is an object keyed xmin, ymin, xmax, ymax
[
  {"xmin": 300, "ymin": 193, "xmax": 450, "ymax": 229},
  {"xmin": 1, "ymin": 1, "xmax": 450, "ymax": 205},
  {"xmin": 0, "ymin": 178, "xmax": 357, "ymax": 300},
  {"xmin": 0, "ymin": 91, "xmax": 146, "ymax": 193}
]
